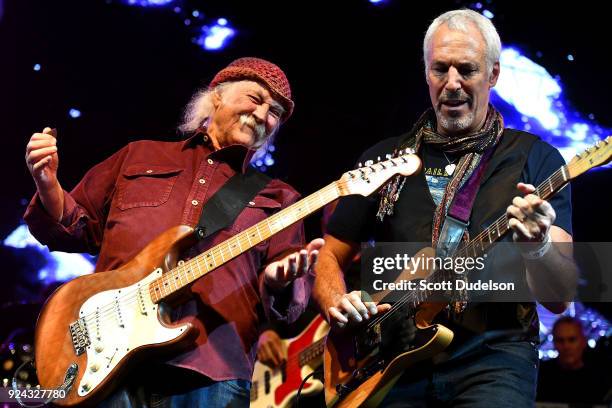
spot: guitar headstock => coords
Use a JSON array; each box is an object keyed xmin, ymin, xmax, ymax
[
  {"xmin": 338, "ymin": 150, "xmax": 422, "ymax": 197},
  {"xmin": 567, "ymin": 136, "xmax": 612, "ymax": 179}
]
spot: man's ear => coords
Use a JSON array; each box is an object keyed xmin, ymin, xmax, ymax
[
  {"xmin": 212, "ymin": 90, "xmax": 222, "ymax": 108},
  {"xmin": 489, "ymin": 61, "xmax": 500, "ymax": 88}
]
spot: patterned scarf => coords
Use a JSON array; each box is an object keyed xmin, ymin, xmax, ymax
[{"xmin": 377, "ymin": 104, "xmax": 504, "ymax": 247}]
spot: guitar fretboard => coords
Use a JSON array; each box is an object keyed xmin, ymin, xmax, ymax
[
  {"xmin": 298, "ymin": 336, "xmax": 326, "ymax": 367},
  {"xmin": 413, "ymin": 165, "xmax": 570, "ymax": 303},
  {"xmin": 148, "ymin": 182, "xmax": 340, "ymax": 303}
]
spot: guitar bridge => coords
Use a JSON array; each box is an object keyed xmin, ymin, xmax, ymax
[{"xmin": 69, "ymin": 318, "xmax": 91, "ymax": 356}]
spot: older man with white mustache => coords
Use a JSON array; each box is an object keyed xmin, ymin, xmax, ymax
[{"xmin": 24, "ymin": 57, "xmax": 323, "ymax": 407}]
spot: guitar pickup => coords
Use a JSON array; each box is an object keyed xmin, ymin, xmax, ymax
[{"xmin": 354, "ymin": 323, "xmax": 382, "ymax": 359}]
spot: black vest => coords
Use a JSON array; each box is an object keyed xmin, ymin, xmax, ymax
[{"xmin": 376, "ymin": 129, "xmax": 540, "ymax": 344}]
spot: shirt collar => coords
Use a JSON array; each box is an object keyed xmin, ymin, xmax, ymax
[{"xmin": 182, "ymin": 128, "xmax": 257, "ymax": 174}]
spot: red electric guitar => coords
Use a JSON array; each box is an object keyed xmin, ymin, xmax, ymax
[{"xmin": 250, "ymin": 315, "xmax": 329, "ymax": 408}]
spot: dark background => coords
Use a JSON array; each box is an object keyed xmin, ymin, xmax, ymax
[
  {"xmin": 0, "ymin": 3, "xmax": 611, "ymax": 400},
  {"xmin": 0, "ymin": 0, "xmax": 611, "ymax": 288}
]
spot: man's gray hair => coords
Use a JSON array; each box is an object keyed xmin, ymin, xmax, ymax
[
  {"xmin": 423, "ymin": 9, "xmax": 501, "ymax": 74},
  {"xmin": 178, "ymin": 82, "xmax": 230, "ymax": 134}
]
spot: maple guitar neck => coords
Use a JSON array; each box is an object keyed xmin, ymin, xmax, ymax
[{"xmin": 149, "ymin": 181, "xmax": 341, "ymax": 303}]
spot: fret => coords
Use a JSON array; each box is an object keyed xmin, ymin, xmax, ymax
[
  {"xmin": 236, "ymin": 235, "xmax": 244, "ymax": 251},
  {"xmin": 204, "ymin": 251, "xmax": 215, "ymax": 269},
  {"xmin": 561, "ymin": 165, "xmax": 568, "ymax": 182},
  {"xmin": 548, "ymin": 177, "xmax": 553, "ymax": 194},
  {"xmin": 246, "ymin": 228, "xmax": 253, "ymax": 246},
  {"xmin": 160, "ymin": 278, "xmax": 168, "ymax": 298},
  {"xmin": 194, "ymin": 258, "xmax": 203, "ymax": 280},
  {"xmin": 176, "ymin": 266, "xmax": 185, "ymax": 287},
  {"xmin": 228, "ymin": 237, "xmax": 240, "ymax": 255},
  {"xmin": 276, "ymin": 217, "xmax": 285, "ymax": 230},
  {"xmin": 167, "ymin": 273, "xmax": 176, "ymax": 292},
  {"xmin": 265, "ymin": 218, "xmax": 274, "ymax": 235}
]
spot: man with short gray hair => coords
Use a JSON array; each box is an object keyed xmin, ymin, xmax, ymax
[{"xmin": 314, "ymin": 9, "xmax": 577, "ymax": 406}]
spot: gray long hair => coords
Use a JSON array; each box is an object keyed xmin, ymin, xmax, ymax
[{"xmin": 423, "ymin": 9, "xmax": 501, "ymax": 74}]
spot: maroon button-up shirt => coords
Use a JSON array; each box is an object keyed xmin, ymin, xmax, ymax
[{"xmin": 24, "ymin": 133, "xmax": 311, "ymax": 381}]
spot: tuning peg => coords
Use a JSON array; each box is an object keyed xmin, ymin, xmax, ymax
[
  {"xmin": 385, "ymin": 154, "xmax": 392, "ymax": 159},
  {"xmin": 364, "ymin": 160, "xmax": 373, "ymax": 167},
  {"xmin": 376, "ymin": 156, "xmax": 381, "ymax": 162},
  {"xmin": 358, "ymin": 162, "xmax": 363, "ymax": 168}
]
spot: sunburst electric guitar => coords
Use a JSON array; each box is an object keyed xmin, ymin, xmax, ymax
[
  {"xmin": 324, "ymin": 137, "xmax": 612, "ymax": 408},
  {"xmin": 250, "ymin": 315, "xmax": 329, "ymax": 408},
  {"xmin": 33, "ymin": 152, "xmax": 421, "ymax": 406}
]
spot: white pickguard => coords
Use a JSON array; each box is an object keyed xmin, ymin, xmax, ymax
[{"xmin": 76, "ymin": 268, "xmax": 188, "ymax": 396}]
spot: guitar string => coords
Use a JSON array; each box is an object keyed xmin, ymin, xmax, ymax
[
  {"xmin": 80, "ymin": 164, "xmax": 563, "ymax": 333},
  {"xmin": 76, "ymin": 159, "xmax": 416, "ymax": 329},
  {"xmin": 365, "ymin": 169, "xmax": 567, "ymax": 330},
  {"xmin": 79, "ymin": 182, "xmax": 341, "ymax": 327},
  {"xmin": 79, "ymin": 164, "xmax": 562, "ymax": 334}
]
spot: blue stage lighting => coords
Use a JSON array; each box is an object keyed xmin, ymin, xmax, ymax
[
  {"xmin": 196, "ymin": 22, "xmax": 235, "ymax": 51},
  {"xmin": 3, "ymin": 225, "xmax": 95, "ymax": 284},
  {"xmin": 493, "ymin": 47, "xmax": 611, "ymax": 164},
  {"xmin": 69, "ymin": 108, "xmax": 81, "ymax": 118},
  {"xmin": 120, "ymin": 0, "xmax": 174, "ymax": 7}
]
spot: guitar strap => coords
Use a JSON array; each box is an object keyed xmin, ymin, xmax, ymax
[
  {"xmin": 194, "ymin": 166, "xmax": 271, "ymax": 240},
  {"xmin": 437, "ymin": 145, "xmax": 496, "ymax": 258},
  {"xmin": 436, "ymin": 145, "xmax": 496, "ymax": 313}
]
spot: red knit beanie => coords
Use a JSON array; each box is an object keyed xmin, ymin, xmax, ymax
[{"xmin": 209, "ymin": 57, "xmax": 294, "ymax": 122}]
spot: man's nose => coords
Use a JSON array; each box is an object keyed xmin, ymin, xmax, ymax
[
  {"xmin": 252, "ymin": 104, "xmax": 269, "ymax": 123},
  {"xmin": 444, "ymin": 66, "xmax": 462, "ymax": 93}
]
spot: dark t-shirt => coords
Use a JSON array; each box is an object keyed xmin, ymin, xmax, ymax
[
  {"xmin": 328, "ymin": 135, "xmax": 572, "ymax": 243},
  {"xmin": 327, "ymin": 131, "xmax": 572, "ymax": 342}
]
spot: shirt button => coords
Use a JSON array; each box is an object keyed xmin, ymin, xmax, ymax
[
  {"xmin": 203, "ymin": 135, "xmax": 209, "ymax": 142},
  {"xmin": 146, "ymin": 169, "xmax": 153, "ymax": 174},
  {"xmin": 191, "ymin": 200, "xmax": 199, "ymax": 206},
  {"xmin": 207, "ymin": 159, "xmax": 214, "ymax": 165},
  {"xmin": 248, "ymin": 201, "xmax": 255, "ymax": 206},
  {"xmin": 199, "ymin": 178, "xmax": 206, "ymax": 184}
]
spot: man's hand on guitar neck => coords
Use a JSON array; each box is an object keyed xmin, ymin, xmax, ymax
[
  {"xmin": 263, "ymin": 238, "xmax": 325, "ymax": 291},
  {"xmin": 507, "ymin": 182, "xmax": 577, "ymax": 313},
  {"xmin": 507, "ymin": 182, "xmax": 556, "ymax": 247}
]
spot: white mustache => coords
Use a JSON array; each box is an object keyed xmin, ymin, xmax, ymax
[{"xmin": 240, "ymin": 115, "xmax": 266, "ymax": 141}]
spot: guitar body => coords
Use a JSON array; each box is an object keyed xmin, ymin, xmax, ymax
[
  {"xmin": 34, "ymin": 225, "xmax": 199, "ymax": 407},
  {"xmin": 251, "ymin": 315, "xmax": 329, "ymax": 408},
  {"xmin": 324, "ymin": 323, "xmax": 453, "ymax": 408},
  {"xmin": 324, "ymin": 246, "xmax": 454, "ymax": 407}
]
